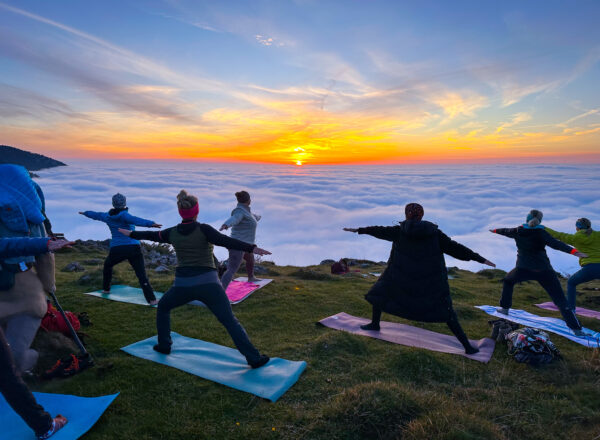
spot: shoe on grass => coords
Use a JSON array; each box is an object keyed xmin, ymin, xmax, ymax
[{"xmin": 37, "ymin": 415, "xmax": 68, "ymax": 439}]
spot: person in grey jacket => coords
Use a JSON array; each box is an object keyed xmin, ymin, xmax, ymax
[{"xmin": 219, "ymin": 191, "xmax": 262, "ymax": 290}]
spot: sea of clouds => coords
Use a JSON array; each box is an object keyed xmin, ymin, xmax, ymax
[{"xmin": 35, "ymin": 161, "xmax": 599, "ymax": 275}]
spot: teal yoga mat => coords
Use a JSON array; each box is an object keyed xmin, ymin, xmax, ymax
[
  {"xmin": 83, "ymin": 285, "xmax": 163, "ymax": 306},
  {"xmin": 121, "ymin": 333, "xmax": 306, "ymax": 402},
  {"xmin": 0, "ymin": 392, "xmax": 118, "ymax": 440}
]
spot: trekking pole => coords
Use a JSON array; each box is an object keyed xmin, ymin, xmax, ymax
[{"xmin": 48, "ymin": 287, "xmax": 90, "ymax": 357}]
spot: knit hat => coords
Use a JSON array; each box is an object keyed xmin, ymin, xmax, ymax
[
  {"xmin": 112, "ymin": 193, "xmax": 126, "ymax": 209},
  {"xmin": 576, "ymin": 218, "xmax": 591, "ymax": 230},
  {"xmin": 405, "ymin": 203, "xmax": 424, "ymax": 221},
  {"xmin": 526, "ymin": 209, "xmax": 543, "ymax": 227}
]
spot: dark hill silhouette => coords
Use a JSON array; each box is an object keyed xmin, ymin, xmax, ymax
[{"xmin": 0, "ymin": 145, "xmax": 66, "ymax": 170}]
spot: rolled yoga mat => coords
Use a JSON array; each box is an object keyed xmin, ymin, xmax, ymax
[
  {"xmin": 0, "ymin": 392, "xmax": 118, "ymax": 440},
  {"xmin": 121, "ymin": 333, "xmax": 306, "ymax": 402},
  {"xmin": 535, "ymin": 302, "xmax": 600, "ymax": 321},
  {"xmin": 476, "ymin": 305, "xmax": 600, "ymax": 347},
  {"xmin": 318, "ymin": 312, "xmax": 495, "ymax": 363}
]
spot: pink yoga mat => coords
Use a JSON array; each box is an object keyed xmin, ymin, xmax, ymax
[
  {"xmin": 535, "ymin": 302, "xmax": 600, "ymax": 320},
  {"xmin": 319, "ymin": 312, "xmax": 495, "ymax": 363},
  {"xmin": 226, "ymin": 280, "xmax": 259, "ymax": 303}
]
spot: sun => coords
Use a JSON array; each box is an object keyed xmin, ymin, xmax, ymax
[{"xmin": 295, "ymin": 160, "xmax": 303, "ymax": 166}]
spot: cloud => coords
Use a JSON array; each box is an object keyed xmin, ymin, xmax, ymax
[{"xmin": 33, "ymin": 161, "xmax": 599, "ymax": 276}]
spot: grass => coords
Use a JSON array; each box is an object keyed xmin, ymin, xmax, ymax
[{"xmin": 27, "ymin": 244, "xmax": 600, "ymax": 439}]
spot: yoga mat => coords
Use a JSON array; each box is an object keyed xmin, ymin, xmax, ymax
[
  {"xmin": 476, "ymin": 305, "xmax": 600, "ymax": 347},
  {"xmin": 121, "ymin": 333, "xmax": 306, "ymax": 402},
  {"xmin": 318, "ymin": 312, "xmax": 495, "ymax": 363},
  {"xmin": 0, "ymin": 392, "xmax": 118, "ymax": 440},
  {"xmin": 535, "ymin": 302, "xmax": 600, "ymax": 321},
  {"xmin": 189, "ymin": 277, "xmax": 273, "ymax": 306},
  {"xmin": 83, "ymin": 285, "xmax": 205, "ymax": 307},
  {"xmin": 83, "ymin": 285, "xmax": 163, "ymax": 307}
]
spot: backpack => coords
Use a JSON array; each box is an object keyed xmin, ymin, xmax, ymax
[
  {"xmin": 331, "ymin": 259, "xmax": 349, "ymax": 274},
  {"xmin": 506, "ymin": 328, "xmax": 561, "ymax": 365},
  {"xmin": 41, "ymin": 301, "xmax": 81, "ymax": 336}
]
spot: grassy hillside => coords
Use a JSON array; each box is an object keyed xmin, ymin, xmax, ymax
[{"xmin": 29, "ymin": 244, "xmax": 600, "ymax": 439}]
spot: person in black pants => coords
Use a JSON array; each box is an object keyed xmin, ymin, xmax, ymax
[
  {"xmin": 490, "ymin": 209, "xmax": 588, "ymax": 336},
  {"xmin": 79, "ymin": 193, "xmax": 161, "ymax": 305},
  {"xmin": 120, "ymin": 190, "xmax": 272, "ymax": 368},
  {"xmin": 344, "ymin": 203, "xmax": 496, "ymax": 354},
  {"xmin": 1, "ymin": 237, "xmax": 71, "ymax": 439}
]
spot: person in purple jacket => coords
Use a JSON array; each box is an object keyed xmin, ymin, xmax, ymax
[{"xmin": 79, "ymin": 193, "xmax": 161, "ymax": 305}]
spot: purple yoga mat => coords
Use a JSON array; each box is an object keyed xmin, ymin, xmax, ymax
[
  {"xmin": 535, "ymin": 302, "xmax": 600, "ymax": 320},
  {"xmin": 319, "ymin": 312, "xmax": 495, "ymax": 363}
]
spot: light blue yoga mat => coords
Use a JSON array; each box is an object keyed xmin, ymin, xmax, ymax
[
  {"xmin": 0, "ymin": 392, "xmax": 118, "ymax": 440},
  {"xmin": 84, "ymin": 285, "xmax": 163, "ymax": 306},
  {"xmin": 121, "ymin": 333, "xmax": 306, "ymax": 402},
  {"xmin": 476, "ymin": 305, "xmax": 600, "ymax": 347},
  {"xmin": 83, "ymin": 285, "xmax": 204, "ymax": 307}
]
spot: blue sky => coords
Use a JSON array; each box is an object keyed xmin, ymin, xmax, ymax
[{"xmin": 1, "ymin": 0, "xmax": 599, "ymax": 163}]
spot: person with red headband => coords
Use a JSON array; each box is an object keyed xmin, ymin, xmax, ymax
[
  {"xmin": 344, "ymin": 202, "xmax": 495, "ymax": 354},
  {"xmin": 120, "ymin": 190, "xmax": 272, "ymax": 368}
]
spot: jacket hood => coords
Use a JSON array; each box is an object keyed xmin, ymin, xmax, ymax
[{"xmin": 399, "ymin": 219, "xmax": 438, "ymax": 238}]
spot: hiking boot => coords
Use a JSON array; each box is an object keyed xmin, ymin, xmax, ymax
[
  {"xmin": 249, "ymin": 354, "xmax": 270, "ymax": 369},
  {"xmin": 360, "ymin": 322, "xmax": 380, "ymax": 331},
  {"xmin": 496, "ymin": 307, "xmax": 509, "ymax": 315},
  {"xmin": 37, "ymin": 415, "xmax": 68, "ymax": 439},
  {"xmin": 153, "ymin": 344, "xmax": 171, "ymax": 354}
]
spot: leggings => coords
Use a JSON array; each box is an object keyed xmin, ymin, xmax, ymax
[
  {"xmin": 220, "ymin": 249, "xmax": 255, "ymax": 290},
  {"xmin": 156, "ymin": 271, "xmax": 261, "ymax": 363},
  {"xmin": 103, "ymin": 244, "xmax": 155, "ymax": 302},
  {"xmin": 501, "ymin": 267, "xmax": 581, "ymax": 330},
  {"xmin": 567, "ymin": 263, "xmax": 600, "ymax": 310},
  {"xmin": 0, "ymin": 327, "xmax": 52, "ymax": 436},
  {"xmin": 368, "ymin": 305, "xmax": 474, "ymax": 351}
]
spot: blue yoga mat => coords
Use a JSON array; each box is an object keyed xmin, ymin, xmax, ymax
[
  {"xmin": 121, "ymin": 333, "xmax": 306, "ymax": 402},
  {"xmin": 476, "ymin": 305, "xmax": 600, "ymax": 347},
  {"xmin": 0, "ymin": 392, "xmax": 118, "ymax": 440}
]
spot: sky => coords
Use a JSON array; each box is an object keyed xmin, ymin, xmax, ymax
[
  {"xmin": 1, "ymin": 0, "xmax": 600, "ymax": 165},
  {"xmin": 36, "ymin": 161, "xmax": 600, "ymax": 275}
]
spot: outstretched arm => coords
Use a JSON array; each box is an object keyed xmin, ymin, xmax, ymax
[
  {"xmin": 0, "ymin": 237, "xmax": 74, "ymax": 258},
  {"xmin": 126, "ymin": 228, "xmax": 171, "ymax": 244},
  {"xmin": 489, "ymin": 227, "xmax": 518, "ymax": 238},
  {"xmin": 220, "ymin": 211, "xmax": 244, "ymax": 231},
  {"xmin": 344, "ymin": 226, "xmax": 400, "ymax": 242},
  {"xmin": 544, "ymin": 227, "xmax": 576, "ymax": 246},
  {"xmin": 200, "ymin": 224, "xmax": 256, "ymax": 251},
  {"xmin": 542, "ymin": 230, "xmax": 586, "ymax": 257},
  {"xmin": 438, "ymin": 231, "xmax": 492, "ymax": 265},
  {"xmin": 120, "ymin": 212, "xmax": 161, "ymax": 228},
  {"xmin": 79, "ymin": 211, "xmax": 109, "ymax": 222}
]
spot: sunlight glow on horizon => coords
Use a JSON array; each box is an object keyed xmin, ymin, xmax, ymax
[{"xmin": 1, "ymin": 1, "xmax": 599, "ymax": 165}]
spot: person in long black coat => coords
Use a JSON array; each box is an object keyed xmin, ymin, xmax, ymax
[{"xmin": 344, "ymin": 203, "xmax": 495, "ymax": 354}]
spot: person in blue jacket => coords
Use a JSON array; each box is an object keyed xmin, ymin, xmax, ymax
[
  {"xmin": 79, "ymin": 193, "xmax": 161, "ymax": 305},
  {"xmin": 1, "ymin": 236, "xmax": 72, "ymax": 439}
]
